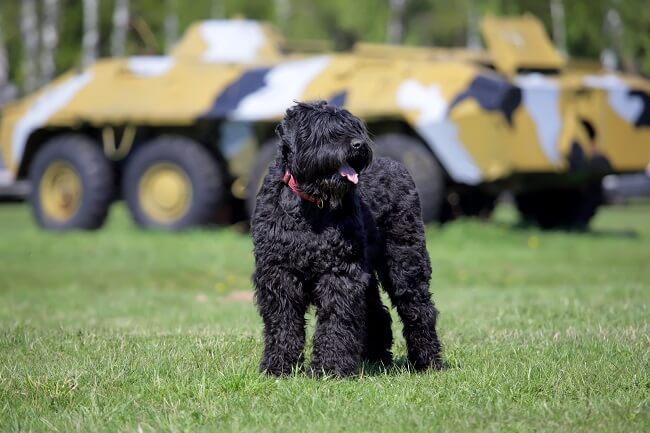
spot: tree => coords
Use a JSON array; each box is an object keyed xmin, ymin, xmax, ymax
[
  {"xmin": 387, "ymin": 0, "xmax": 407, "ymax": 43},
  {"xmin": 1, "ymin": 0, "xmax": 650, "ymax": 85},
  {"xmin": 82, "ymin": 0, "xmax": 99, "ymax": 67},
  {"xmin": 211, "ymin": 0, "xmax": 224, "ymax": 19},
  {"xmin": 20, "ymin": 0, "xmax": 39, "ymax": 92},
  {"xmin": 617, "ymin": 0, "xmax": 650, "ymax": 75},
  {"xmin": 111, "ymin": 0, "xmax": 129, "ymax": 57},
  {"xmin": 40, "ymin": 0, "xmax": 59, "ymax": 84},
  {"xmin": 165, "ymin": 0, "xmax": 178, "ymax": 53},
  {"xmin": 550, "ymin": 0, "xmax": 567, "ymax": 55},
  {"xmin": 0, "ymin": 9, "xmax": 17, "ymax": 106},
  {"xmin": 603, "ymin": 7, "xmax": 624, "ymax": 70},
  {"xmin": 0, "ymin": 13, "xmax": 8, "ymax": 86},
  {"xmin": 467, "ymin": 0, "xmax": 481, "ymax": 49},
  {"xmin": 275, "ymin": 0, "xmax": 290, "ymax": 29}
]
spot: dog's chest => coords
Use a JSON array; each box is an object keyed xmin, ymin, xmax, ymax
[{"xmin": 282, "ymin": 218, "xmax": 367, "ymax": 276}]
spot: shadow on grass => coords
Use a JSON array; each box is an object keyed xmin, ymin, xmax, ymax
[
  {"xmin": 358, "ymin": 356, "xmax": 457, "ymax": 377},
  {"xmin": 500, "ymin": 220, "xmax": 640, "ymax": 239}
]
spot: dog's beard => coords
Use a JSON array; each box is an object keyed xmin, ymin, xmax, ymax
[
  {"xmin": 288, "ymin": 129, "xmax": 372, "ymax": 209},
  {"xmin": 298, "ymin": 173, "xmax": 352, "ymax": 208}
]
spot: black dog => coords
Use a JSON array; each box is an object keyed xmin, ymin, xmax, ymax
[{"xmin": 252, "ymin": 101, "xmax": 442, "ymax": 377}]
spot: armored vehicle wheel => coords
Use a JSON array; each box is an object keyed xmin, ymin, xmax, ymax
[
  {"xmin": 458, "ymin": 190, "xmax": 498, "ymax": 218},
  {"xmin": 246, "ymin": 138, "xmax": 278, "ymax": 218},
  {"xmin": 373, "ymin": 134, "xmax": 445, "ymax": 223},
  {"xmin": 123, "ymin": 135, "xmax": 224, "ymax": 230},
  {"xmin": 442, "ymin": 188, "xmax": 498, "ymax": 222},
  {"xmin": 29, "ymin": 134, "xmax": 114, "ymax": 230},
  {"xmin": 515, "ymin": 182, "xmax": 603, "ymax": 230}
]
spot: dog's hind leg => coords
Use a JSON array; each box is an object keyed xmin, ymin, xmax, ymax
[
  {"xmin": 363, "ymin": 276, "xmax": 393, "ymax": 366},
  {"xmin": 254, "ymin": 270, "xmax": 308, "ymax": 376},
  {"xmin": 311, "ymin": 272, "xmax": 368, "ymax": 377},
  {"xmin": 378, "ymin": 189, "xmax": 442, "ymax": 371}
]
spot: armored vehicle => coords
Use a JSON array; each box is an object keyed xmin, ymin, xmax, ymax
[{"xmin": 1, "ymin": 15, "xmax": 648, "ymax": 230}]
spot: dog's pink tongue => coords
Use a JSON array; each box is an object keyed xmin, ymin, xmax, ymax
[{"xmin": 339, "ymin": 164, "xmax": 358, "ymax": 184}]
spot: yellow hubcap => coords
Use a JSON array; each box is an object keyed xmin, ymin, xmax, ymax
[
  {"xmin": 40, "ymin": 161, "xmax": 83, "ymax": 222},
  {"xmin": 138, "ymin": 162, "xmax": 192, "ymax": 224}
]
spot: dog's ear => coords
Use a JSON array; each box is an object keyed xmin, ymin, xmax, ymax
[
  {"xmin": 276, "ymin": 122, "xmax": 293, "ymax": 164},
  {"xmin": 275, "ymin": 123, "xmax": 283, "ymax": 142}
]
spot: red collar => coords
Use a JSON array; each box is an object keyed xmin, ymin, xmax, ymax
[{"xmin": 282, "ymin": 170, "xmax": 323, "ymax": 208}]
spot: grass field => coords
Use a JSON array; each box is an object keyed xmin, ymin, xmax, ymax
[{"xmin": 0, "ymin": 202, "xmax": 649, "ymax": 433}]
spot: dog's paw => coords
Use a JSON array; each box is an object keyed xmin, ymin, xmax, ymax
[
  {"xmin": 259, "ymin": 357, "xmax": 303, "ymax": 377},
  {"xmin": 309, "ymin": 359, "xmax": 359, "ymax": 378},
  {"xmin": 364, "ymin": 349, "xmax": 393, "ymax": 367},
  {"xmin": 308, "ymin": 366, "xmax": 353, "ymax": 379},
  {"xmin": 409, "ymin": 354, "xmax": 444, "ymax": 372},
  {"xmin": 260, "ymin": 364, "xmax": 302, "ymax": 377}
]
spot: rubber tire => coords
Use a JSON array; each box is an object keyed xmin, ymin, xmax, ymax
[
  {"xmin": 444, "ymin": 188, "xmax": 498, "ymax": 222},
  {"xmin": 123, "ymin": 135, "xmax": 224, "ymax": 230},
  {"xmin": 373, "ymin": 133, "xmax": 445, "ymax": 223},
  {"xmin": 29, "ymin": 134, "xmax": 114, "ymax": 230},
  {"xmin": 515, "ymin": 182, "xmax": 603, "ymax": 230},
  {"xmin": 246, "ymin": 138, "xmax": 278, "ymax": 218}
]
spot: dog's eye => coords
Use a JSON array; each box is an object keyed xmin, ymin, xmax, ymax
[{"xmin": 351, "ymin": 139, "xmax": 363, "ymax": 149}]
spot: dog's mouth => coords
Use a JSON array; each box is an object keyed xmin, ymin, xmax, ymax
[{"xmin": 339, "ymin": 164, "xmax": 359, "ymax": 184}]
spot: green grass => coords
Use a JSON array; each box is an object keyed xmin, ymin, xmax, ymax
[{"xmin": 1, "ymin": 202, "xmax": 649, "ymax": 433}]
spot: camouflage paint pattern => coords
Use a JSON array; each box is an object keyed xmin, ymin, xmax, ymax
[{"xmin": 1, "ymin": 18, "xmax": 649, "ymax": 188}]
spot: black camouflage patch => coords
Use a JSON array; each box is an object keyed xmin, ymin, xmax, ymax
[
  {"xmin": 328, "ymin": 91, "xmax": 347, "ymax": 107},
  {"xmin": 203, "ymin": 67, "xmax": 271, "ymax": 117},
  {"xmin": 449, "ymin": 74, "xmax": 522, "ymax": 126},
  {"xmin": 629, "ymin": 90, "xmax": 650, "ymax": 127}
]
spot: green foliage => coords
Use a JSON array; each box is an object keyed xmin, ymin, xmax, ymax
[
  {"xmin": 0, "ymin": 1, "xmax": 649, "ymax": 88},
  {"xmin": 0, "ymin": 202, "xmax": 649, "ymax": 432},
  {"xmin": 617, "ymin": 0, "xmax": 650, "ymax": 75},
  {"xmin": 563, "ymin": 0, "xmax": 610, "ymax": 60}
]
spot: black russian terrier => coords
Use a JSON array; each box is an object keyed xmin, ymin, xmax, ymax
[{"xmin": 252, "ymin": 101, "xmax": 442, "ymax": 377}]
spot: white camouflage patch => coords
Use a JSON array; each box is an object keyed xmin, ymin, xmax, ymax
[
  {"xmin": 12, "ymin": 72, "xmax": 93, "ymax": 165},
  {"xmin": 396, "ymin": 79, "xmax": 483, "ymax": 185},
  {"xmin": 230, "ymin": 56, "xmax": 331, "ymax": 121},
  {"xmin": 515, "ymin": 73, "xmax": 562, "ymax": 165},
  {"xmin": 127, "ymin": 56, "xmax": 175, "ymax": 77},
  {"xmin": 584, "ymin": 74, "xmax": 645, "ymax": 125},
  {"xmin": 200, "ymin": 20, "xmax": 265, "ymax": 63}
]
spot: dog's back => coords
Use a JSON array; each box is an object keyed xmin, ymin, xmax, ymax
[{"xmin": 358, "ymin": 156, "xmax": 423, "ymax": 223}]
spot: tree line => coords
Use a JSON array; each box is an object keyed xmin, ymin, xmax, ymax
[{"xmin": 0, "ymin": 0, "xmax": 648, "ymax": 102}]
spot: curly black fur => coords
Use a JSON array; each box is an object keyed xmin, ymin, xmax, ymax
[{"xmin": 252, "ymin": 101, "xmax": 442, "ymax": 377}]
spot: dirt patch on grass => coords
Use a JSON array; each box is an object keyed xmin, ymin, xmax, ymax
[{"xmin": 224, "ymin": 291, "xmax": 254, "ymax": 303}]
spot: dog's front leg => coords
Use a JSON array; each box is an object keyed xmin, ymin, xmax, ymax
[
  {"xmin": 377, "ymin": 176, "xmax": 443, "ymax": 372},
  {"xmin": 378, "ymin": 246, "xmax": 443, "ymax": 371},
  {"xmin": 391, "ymin": 286, "xmax": 442, "ymax": 371},
  {"xmin": 310, "ymin": 272, "xmax": 367, "ymax": 377},
  {"xmin": 255, "ymin": 270, "xmax": 307, "ymax": 376}
]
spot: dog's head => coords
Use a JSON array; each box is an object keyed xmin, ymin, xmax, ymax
[{"xmin": 276, "ymin": 101, "xmax": 372, "ymax": 206}]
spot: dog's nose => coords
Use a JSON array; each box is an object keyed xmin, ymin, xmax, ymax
[{"xmin": 351, "ymin": 139, "xmax": 363, "ymax": 150}]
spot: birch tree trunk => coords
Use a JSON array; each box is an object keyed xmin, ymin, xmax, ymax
[
  {"xmin": 603, "ymin": 7, "xmax": 635, "ymax": 73},
  {"xmin": 82, "ymin": 0, "xmax": 99, "ymax": 67},
  {"xmin": 164, "ymin": 0, "xmax": 179, "ymax": 53},
  {"xmin": 21, "ymin": 0, "xmax": 39, "ymax": 92},
  {"xmin": 466, "ymin": 0, "xmax": 481, "ymax": 50},
  {"xmin": 40, "ymin": 0, "xmax": 60, "ymax": 84},
  {"xmin": 550, "ymin": 0, "xmax": 567, "ymax": 55},
  {"xmin": 387, "ymin": 0, "xmax": 407, "ymax": 44},
  {"xmin": 0, "ymin": 15, "xmax": 8, "ymax": 86},
  {"xmin": 0, "ymin": 16, "xmax": 17, "ymax": 106},
  {"xmin": 211, "ymin": 0, "xmax": 224, "ymax": 19},
  {"xmin": 111, "ymin": 0, "xmax": 129, "ymax": 57},
  {"xmin": 275, "ymin": 0, "xmax": 290, "ymax": 29}
]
